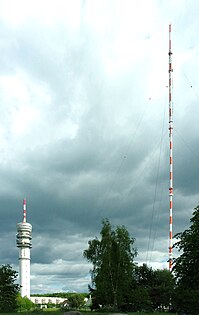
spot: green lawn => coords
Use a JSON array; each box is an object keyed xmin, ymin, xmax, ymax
[{"xmin": 0, "ymin": 312, "xmax": 178, "ymax": 315}]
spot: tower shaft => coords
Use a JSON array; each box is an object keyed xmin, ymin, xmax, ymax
[{"xmin": 16, "ymin": 199, "xmax": 32, "ymax": 297}]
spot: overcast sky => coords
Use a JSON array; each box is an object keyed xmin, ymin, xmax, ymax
[{"xmin": 0, "ymin": 0, "xmax": 199, "ymax": 294}]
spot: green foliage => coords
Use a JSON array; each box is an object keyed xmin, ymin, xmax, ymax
[
  {"xmin": 133, "ymin": 288, "xmax": 152, "ymax": 312},
  {"xmin": 17, "ymin": 294, "xmax": 35, "ymax": 311},
  {"xmin": 84, "ymin": 219, "xmax": 137, "ymax": 310},
  {"xmin": 134, "ymin": 264, "xmax": 175, "ymax": 312},
  {"xmin": 0, "ymin": 264, "xmax": 20, "ymax": 312},
  {"xmin": 67, "ymin": 293, "xmax": 85, "ymax": 309},
  {"xmin": 173, "ymin": 205, "xmax": 199, "ymax": 315},
  {"xmin": 134, "ymin": 263, "xmax": 154, "ymax": 289},
  {"xmin": 149, "ymin": 269, "xmax": 175, "ymax": 311}
]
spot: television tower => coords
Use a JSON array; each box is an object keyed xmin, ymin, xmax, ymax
[
  {"xmin": 168, "ymin": 24, "xmax": 173, "ymax": 271},
  {"xmin": 16, "ymin": 199, "xmax": 32, "ymax": 297}
]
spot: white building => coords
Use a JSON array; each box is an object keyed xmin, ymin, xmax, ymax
[{"xmin": 30, "ymin": 296, "xmax": 66, "ymax": 306}]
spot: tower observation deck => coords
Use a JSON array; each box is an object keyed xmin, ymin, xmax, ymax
[{"xmin": 16, "ymin": 199, "xmax": 32, "ymax": 298}]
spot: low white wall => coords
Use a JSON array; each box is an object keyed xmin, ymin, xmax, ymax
[{"xmin": 30, "ymin": 296, "xmax": 66, "ymax": 305}]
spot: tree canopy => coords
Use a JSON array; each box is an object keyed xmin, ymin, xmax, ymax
[
  {"xmin": 84, "ymin": 219, "xmax": 137, "ymax": 310},
  {"xmin": 67, "ymin": 294, "xmax": 85, "ymax": 309},
  {"xmin": 173, "ymin": 205, "xmax": 199, "ymax": 315},
  {"xmin": 133, "ymin": 264, "xmax": 174, "ymax": 312},
  {"xmin": 0, "ymin": 264, "xmax": 19, "ymax": 312},
  {"xmin": 17, "ymin": 295, "xmax": 34, "ymax": 311}
]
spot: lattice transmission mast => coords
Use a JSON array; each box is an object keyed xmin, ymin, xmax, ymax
[{"xmin": 168, "ymin": 24, "xmax": 173, "ymax": 271}]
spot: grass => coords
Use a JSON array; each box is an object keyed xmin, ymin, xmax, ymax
[
  {"xmin": 0, "ymin": 314, "xmax": 177, "ymax": 315},
  {"xmin": 0, "ymin": 311, "xmax": 178, "ymax": 315}
]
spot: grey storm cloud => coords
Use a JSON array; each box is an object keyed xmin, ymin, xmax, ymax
[{"xmin": 0, "ymin": 0, "xmax": 199, "ymax": 293}]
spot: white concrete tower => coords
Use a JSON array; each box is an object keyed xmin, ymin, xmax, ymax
[{"xmin": 16, "ymin": 199, "xmax": 32, "ymax": 298}]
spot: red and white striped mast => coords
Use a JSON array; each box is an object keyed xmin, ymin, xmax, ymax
[{"xmin": 168, "ymin": 24, "xmax": 173, "ymax": 271}]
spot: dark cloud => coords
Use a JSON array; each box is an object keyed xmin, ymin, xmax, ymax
[{"xmin": 0, "ymin": 0, "xmax": 199, "ymax": 293}]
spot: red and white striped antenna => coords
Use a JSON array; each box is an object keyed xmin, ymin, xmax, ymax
[
  {"xmin": 23, "ymin": 198, "xmax": 27, "ymax": 223},
  {"xmin": 168, "ymin": 24, "xmax": 173, "ymax": 271}
]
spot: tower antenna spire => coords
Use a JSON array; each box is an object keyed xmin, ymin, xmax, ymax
[
  {"xmin": 23, "ymin": 198, "xmax": 27, "ymax": 223},
  {"xmin": 168, "ymin": 24, "xmax": 173, "ymax": 271}
]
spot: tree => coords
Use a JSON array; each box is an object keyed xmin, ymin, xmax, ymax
[
  {"xmin": 84, "ymin": 219, "xmax": 137, "ymax": 310},
  {"xmin": 173, "ymin": 205, "xmax": 199, "ymax": 315},
  {"xmin": 0, "ymin": 264, "xmax": 20, "ymax": 312},
  {"xmin": 130, "ymin": 287, "xmax": 151, "ymax": 312},
  {"xmin": 17, "ymin": 294, "xmax": 34, "ymax": 311},
  {"xmin": 134, "ymin": 263, "xmax": 154, "ymax": 289},
  {"xmin": 150, "ymin": 269, "xmax": 175, "ymax": 311},
  {"xmin": 67, "ymin": 294, "xmax": 85, "ymax": 309},
  {"xmin": 133, "ymin": 264, "xmax": 174, "ymax": 312}
]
